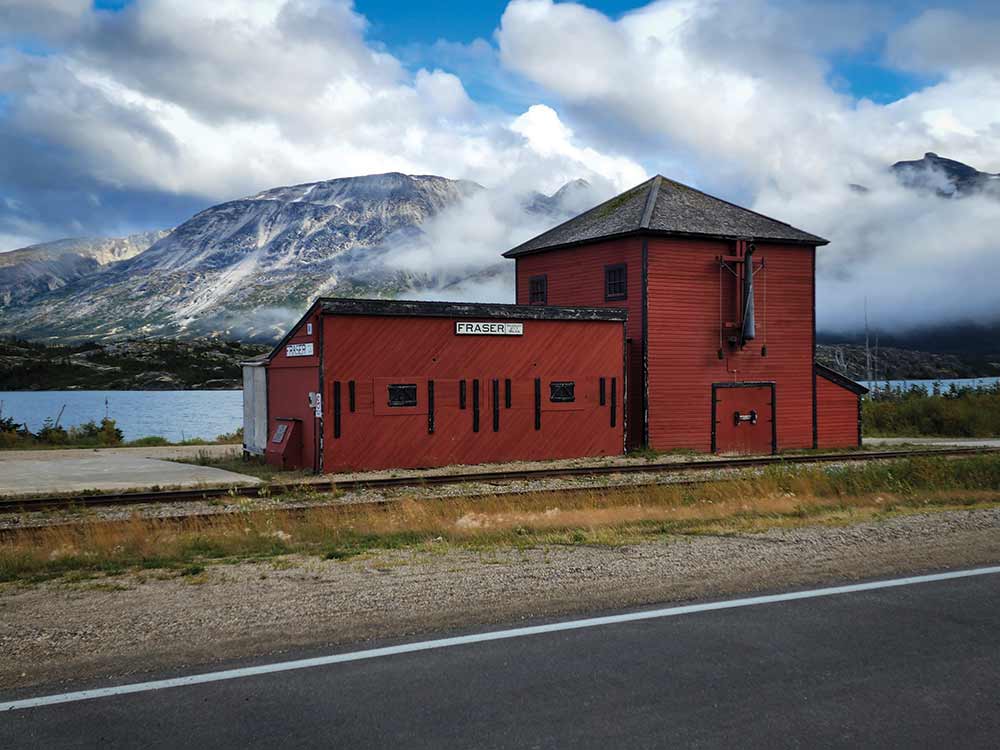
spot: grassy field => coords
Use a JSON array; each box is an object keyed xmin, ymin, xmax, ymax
[
  {"xmin": 4, "ymin": 453, "xmax": 1000, "ymax": 584},
  {"xmin": 864, "ymin": 384, "xmax": 1000, "ymax": 437}
]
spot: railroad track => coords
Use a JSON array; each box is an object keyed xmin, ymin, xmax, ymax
[{"xmin": 2, "ymin": 446, "xmax": 997, "ymax": 515}]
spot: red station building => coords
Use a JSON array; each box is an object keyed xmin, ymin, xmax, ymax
[
  {"xmin": 245, "ymin": 175, "xmax": 865, "ymax": 471},
  {"xmin": 248, "ymin": 299, "xmax": 627, "ymax": 473},
  {"xmin": 506, "ymin": 175, "xmax": 866, "ymax": 454}
]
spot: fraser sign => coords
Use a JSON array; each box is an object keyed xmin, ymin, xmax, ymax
[{"xmin": 455, "ymin": 321, "xmax": 524, "ymax": 336}]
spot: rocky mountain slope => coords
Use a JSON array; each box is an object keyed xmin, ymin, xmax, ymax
[
  {"xmin": 816, "ymin": 343, "xmax": 1000, "ymax": 382},
  {"xmin": 0, "ymin": 173, "xmax": 598, "ymax": 343},
  {"xmin": 0, "ymin": 231, "xmax": 168, "ymax": 306},
  {"xmin": 0, "ymin": 338, "xmax": 267, "ymax": 391},
  {"xmin": 891, "ymin": 152, "xmax": 1000, "ymax": 198}
]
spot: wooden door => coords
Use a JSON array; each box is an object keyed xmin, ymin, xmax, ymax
[{"xmin": 713, "ymin": 384, "xmax": 775, "ymax": 455}]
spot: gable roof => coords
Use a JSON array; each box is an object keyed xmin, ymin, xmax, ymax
[{"xmin": 503, "ymin": 175, "xmax": 828, "ymax": 257}]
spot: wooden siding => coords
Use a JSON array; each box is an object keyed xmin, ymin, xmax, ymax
[
  {"xmin": 320, "ymin": 314, "xmax": 625, "ymax": 472},
  {"xmin": 645, "ymin": 238, "xmax": 815, "ymax": 452},
  {"xmin": 515, "ymin": 238, "xmax": 644, "ymax": 447},
  {"xmin": 816, "ymin": 373, "xmax": 861, "ymax": 448},
  {"xmin": 266, "ymin": 304, "xmax": 322, "ymax": 470}
]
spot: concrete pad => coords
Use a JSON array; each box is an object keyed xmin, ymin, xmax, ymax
[
  {"xmin": 0, "ymin": 451, "xmax": 259, "ymax": 498},
  {"xmin": 0, "ymin": 444, "xmax": 241, "ymax": 463}
]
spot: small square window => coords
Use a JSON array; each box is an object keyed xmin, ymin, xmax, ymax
[
  {"xmin": 529, "ymin": 275, "xmax": 547, "ymax": 305},
  {"xmin": 549, "ymin": 381, "xmax": 575, "ymax": 403},
  {"xmin": 387, "ymin": 383, "xmax": 418, "ymax": 407},
  {"xmin": 605, "ymin": 264, "xmax": 627, "ymax": 300}
]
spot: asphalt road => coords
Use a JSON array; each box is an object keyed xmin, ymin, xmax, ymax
[{"xmin": 3, "ymin": 569, "xmax": 999, "ymax": 748}]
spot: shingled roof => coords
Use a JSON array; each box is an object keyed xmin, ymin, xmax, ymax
[{"xmin": 503, "ymin": 175, "xmax": 828, "ymax": 257}]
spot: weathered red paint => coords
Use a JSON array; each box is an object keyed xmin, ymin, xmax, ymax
[
  {"xmin": 320, "ymin": 314, "xmax": 624, "ymax": 472},
  {"xmin": 816, "ymin": 371, "xmax": 863, "ymax": 448},
  {"xmin": 515, "ymin": 235, "xmax": 820, "ymax": 453},
  {"xmin": 515, "ymin": 238, "xmax": 645, "ymax": 447},
  {"xmin": 713, "ymin": 384, "xmax": 775, "ymax": 454},
  {"xmin": 647, "ymin": 238, "xmax": 815, "ymax": 452},
  {"xmin": 264, "ymin": 302, "xmax": 626, "ymax": 472},
  {"xmin": 265, "ymin": 307, "xmax": 321, "ymax": 471}
]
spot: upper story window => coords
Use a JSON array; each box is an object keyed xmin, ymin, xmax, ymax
[
  {"xmin": 605, "ymin": 264, "xmax": 627, "ymax": 300},
  {"xmin": 529, "ymin": 275, "xmax": 548, "ymax": 305}
]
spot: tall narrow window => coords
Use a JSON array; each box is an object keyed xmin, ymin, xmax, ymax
[
  {"xmin": 529, "ymin": 275, "xmax": 547, "ymax": 305},
  {"xmin": 605, "ymin": 264, "xmax": 627, "ymax": 300}
]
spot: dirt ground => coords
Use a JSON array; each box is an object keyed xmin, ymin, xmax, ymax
[{"xmin": 2, "ymin": 506, "xmax": 999, "ymax": 694}]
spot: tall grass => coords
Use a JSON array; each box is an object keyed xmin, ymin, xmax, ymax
[{"xmin": 4, "ymin": 455, "xmax": 1000, "ymax": 583}]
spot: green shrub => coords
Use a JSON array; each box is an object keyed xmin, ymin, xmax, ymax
[
  {"xmin": 128, "ymin": 436, "xmax": 171, "ymax": 447},
  {"xmin": 37, "ymin": 418, "xmax": 68, "ymax": 445},
  {"xmin": 864, "ymin": 383, "xmax": 1000, "ymax": 437}
]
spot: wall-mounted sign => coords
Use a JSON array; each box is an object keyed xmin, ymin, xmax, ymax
[
  {"xmin": 286, "ymin": 342, "xmax": 314, "ymax": 357},
  {"xmin": 455, "ymin": 321, "xmax": 524, "ymax": 336}
]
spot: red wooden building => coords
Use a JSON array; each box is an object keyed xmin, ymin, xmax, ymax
[
  {"xmin": 504, "ymin": 175, "xmax": 866, "ymax": 453},
  {"xmin": 253, "ymin": 298, "xmax": 627, "ymax": 472}
]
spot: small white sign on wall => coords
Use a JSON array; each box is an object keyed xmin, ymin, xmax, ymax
[
  {"xmin": 455, "ymin": 321, "xmax": 524, "ymax": 336},
  {"xmin": 286, "ymin": 342, "xmax": 315, "ymax": 357}
]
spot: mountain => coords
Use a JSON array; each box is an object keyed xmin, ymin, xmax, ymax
[
  {"xmin": 0, "ymin": 231, "xmax": 168, "ymax": 306},
  {"xmin": 0, "ymin": 173, "xmax": 588, "ymax": 343},
  {"xmin": 892, "ymin": 152, "xmax": 1000, "ymax": 198},
  {"xmin": 525, "ymin": 178, "xmax": 593, "ymax": 215}
]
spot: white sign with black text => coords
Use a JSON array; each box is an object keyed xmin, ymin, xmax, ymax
[
  {"xmin": 455, "ymin": 321, "xmax": 524, "ymax": 336},
  {"xmin": 286, "ymin": 342, "xmax": 315, "ymax": 357}
]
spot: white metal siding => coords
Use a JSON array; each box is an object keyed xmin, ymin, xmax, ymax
[{"xmin": 242, "ymin": 365, "xmax": 268, "ymax": 454}]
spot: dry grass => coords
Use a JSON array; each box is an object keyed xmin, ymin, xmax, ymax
[{"xmin": 4, "ymin": 454, "xmax": 1000, "ymax": 583}]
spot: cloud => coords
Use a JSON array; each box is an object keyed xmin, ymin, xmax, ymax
[
  {"xmin": 886, "ymin": 7, "xmax": 1000, "ymax": 75},
  {"xmin": 496, "ymin": 0, "xmax": 1000, "ymax": 333},
  {"xmin": 0, "ymin": 0, "xmax": 644, "ymax": 249}
]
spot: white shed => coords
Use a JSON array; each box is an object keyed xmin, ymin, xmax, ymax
[{"xmin": 241, "ymin": 356, "xmax": 268, "ymax": 455}]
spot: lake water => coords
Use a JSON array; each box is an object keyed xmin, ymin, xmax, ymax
[
  {"xmin": 3, "ymin": 378, "xmax": 998, "ymax": 442},
  {"xmin": 860, "ymin": 377, "xmax": 1000, "ymax": 394},
  {"xmin": 0, "ymin": 390, "xmax": 243, "ymax": 442}
]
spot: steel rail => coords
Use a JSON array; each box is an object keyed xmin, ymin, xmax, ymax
[{"xmin": 1, "ymin": 446, "xmax": 997, "ymax": 514}]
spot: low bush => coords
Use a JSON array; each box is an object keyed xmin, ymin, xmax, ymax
[
  {"xmin": 0, "ymin": 415, "xmax": 124, "ymax": 449},
  {"xmin": 864, "ymin": 382, "xmax": 1000, "ymax": 437},
  {"xmin": 127, "ymin": 436, "xmax": 171, "ymax": 447}
]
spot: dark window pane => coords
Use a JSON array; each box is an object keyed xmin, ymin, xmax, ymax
[
  {"xmin": 549, "ymin": 381, "xmax": 575, "ymax": 402},
  {"xmin": 529, "ymin": 275, "xmax": 547, "ymax": 305},
  {"xmin": 388, "ymin": 383, "xmax": 418, "ymax": 407},
  {"xmin": 605, "ymin": 264, "xmax": 627, "ymax": 300}
]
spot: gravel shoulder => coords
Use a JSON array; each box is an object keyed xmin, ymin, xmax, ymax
[{"xmin": 2, "ymin": 506, "xmax": 999, "ymax": 695}]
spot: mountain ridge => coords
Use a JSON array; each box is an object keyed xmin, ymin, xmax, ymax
[{"xmin": 0, "ymin": 172, "xmax": 591, "ymax": 343}]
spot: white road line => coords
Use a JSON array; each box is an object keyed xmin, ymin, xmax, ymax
[{"xmin": 4, "ymin": 565, "xmax": 999, "ymax": 712}]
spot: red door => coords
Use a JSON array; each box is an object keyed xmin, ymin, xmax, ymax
[{"xmin": 713, "ymin": 384, "xmax": 774, "ymax": 455}]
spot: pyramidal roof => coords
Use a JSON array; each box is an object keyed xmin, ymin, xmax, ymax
[{"xmin": 503, "ymin": 175, "xmax": 827, "ymax": 257}]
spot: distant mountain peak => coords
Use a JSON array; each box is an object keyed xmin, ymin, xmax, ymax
[
  {"xmin": 248, "ymin": 172, "xmax": 482, "ymax": 207},
  {"xmin": 892, "ymin": 153, "xmax": 1000, "ymax": 198}
]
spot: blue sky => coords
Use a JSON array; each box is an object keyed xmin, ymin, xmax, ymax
[
  {"xmin": 93, "ymin": 0, "xmax": 939, "ymax": 107},
  {"xmin": 355, "ymin": 0, "xmax": 937, "ymax": 104}
]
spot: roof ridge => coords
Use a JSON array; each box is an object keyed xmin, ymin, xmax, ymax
[
  {"xmin": 639, "ymin": 175, "xmax": 661, "ymax": 229},
  {"xmin": 656, "ymin": 176, "xmax": 824, "ymax": 241},
  {"xmin": 501, "ymin": 176, "xmax": 655, "ymax": 258}
]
